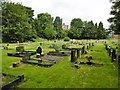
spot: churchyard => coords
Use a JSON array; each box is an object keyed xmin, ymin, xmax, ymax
[{"xmin": 1, "ymin": 38, "xmax": 119, "ymax": 88}]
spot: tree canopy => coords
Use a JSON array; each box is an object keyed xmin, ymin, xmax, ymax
[
  {"xmin": 2, "ymin": 1, "xmax": 36, "ymax": 42},
  {"xmin": 108, "ymin": 0, "xmax": 120, "ymax": 34},
  {"xmin": 68, "ymin": 18, "xmax": 107, "ymax": 39},
  {"xmin": 2, "ymin": 1, "xmax": 109, "ymax": 42}
]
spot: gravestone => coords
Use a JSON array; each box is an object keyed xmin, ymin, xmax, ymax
[
  {"xmin": 53, "ymin": 44, "xmax": 59, "ymax": 52},
  {"xmin": 71, "ymin": 50, "xmax": 76, "ymax": 62},
  {"xmin": 81, "ymin": 46, "xmax": 85, "ymax": 54},
  {"xmin": 111, "ymin": 49, "xmax": 116, "ymax": 62},
  {"xmin": 38, "ymin": 60, "xmax": 42, "ymax": 63},
  {"xmin": 87, "ymin": 46, "xmax": 89, "ymax": 49},
  {"xmin": 118, "ymin": 54, "xmax": 120, "ymax": 68},
  {"xmin": 62, "ymin": 44, "xmax": 67, "ymax": 49},
  {"xmin": 77, "ymin": 48, "xmax": 80, "ymax": 58},
  {"xmin": 22, "ymin": 52, "xmax": 30, "ymax": 60},
  {"xmin": 16, "ymin": 46, "xmax": 24, "ymax": 52},
  {"xmin": 86, "ymin": 55, "xmax": 92, "ymax": 63},
  {"xmin": 89, "ymin": 43, "xmax": 91, "ymax": 48},
  {"xmin": 108, "ymin": 48, "xmax": 111, "ymax": 56},
  {"xmin": 105, "ymin": 44, "xmax": 108, "ymax": 50},
  {"xmin": 36, "ymin": 46, "xmax": 42, "ymax": 57},
  {"xmin": 13, "ymin": 62, "xmax": 17, "ymax": 67}
]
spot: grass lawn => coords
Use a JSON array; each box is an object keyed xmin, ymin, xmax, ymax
[{"xmin": 2, "ymin": 39, "xmax": 119, "ymax": 88}]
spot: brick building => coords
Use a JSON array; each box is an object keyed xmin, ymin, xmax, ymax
[{"xmin": 62, "ymin": 23, "xmax": 69, "ymax": 31}]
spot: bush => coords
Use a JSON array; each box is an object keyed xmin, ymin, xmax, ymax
[{"xmin": 64, "ymin": 37, "xmax": 70, "ymax": 41}]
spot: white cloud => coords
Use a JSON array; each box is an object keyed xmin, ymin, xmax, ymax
[{"xmin": 10, "ymin": 0, "xmax": 112, "ymax": 28}]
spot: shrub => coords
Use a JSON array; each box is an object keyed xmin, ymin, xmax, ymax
[{"xmin": 64, "ymin": 37, "xmax": 70, "ymax": 41}]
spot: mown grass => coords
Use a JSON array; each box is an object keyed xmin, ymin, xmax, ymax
[{"xmin": 2, "ymin": 39, "xmax": 119, "ymax": 88}]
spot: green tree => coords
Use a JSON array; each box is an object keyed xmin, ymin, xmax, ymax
[
  {"xmin": 35, "ymin": 13, "xmax": 56, "ymax": 39},
  {"xmin": 53, "ymin": 16, "xmax": 63, "ymax": 39},
  {"xmin": 2, "ymin": 1, "xmax": 36, "ymax": 42},
  {"xmin": 108, "ymin": 1, "xmax": 120, "ymax": 34},
  {"xmin": 68, "ymin": 18, "xmax": 83, "ymax": 39},
  {"xmin": 97, "ymin": 22, "xmax": 107, "ymax": 39}
]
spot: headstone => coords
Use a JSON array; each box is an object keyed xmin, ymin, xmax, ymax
[
  {"xmin": 53, "ymin": 44, "xmax": 59, "ymax": 52},
  {"xmin": 71, "ymin": 50, "xmax": 76, "ymax": 62},
  {"xmin": 17, "ymin": 41, "xmax": 19, "ymax": 45},
  {"xmin": 18, "ymin": 74, "xmax": 24, "ymax": 81},
  {"xmin": 22, "ymin": 52, "xmax": 30, "ymax": 60},
  {"xmin": 105, "ymin": 44, "xmax": 108, "ymax": 50},
  {"xmin": 118, "ymin": 54, "xmax": 120, "ymax": 68},
  {"xmin": 40, "ymin": 42, "xmax": 43, "ymax": 45},
  {"xmin": 111, "ymin": 49, "xmax": 116, "ymax": 62},
  {"xmin": 86, "ymin": 55, "xmax": 92, "ymax": 62},
  {"xmin": 81, "ymin": 46, "xmax": 85, "ymax": 54},
  {"xmin": 74, "ymin": 64, "xmax": 79, "ymax": 69},
  {"xmin": 89, "ymin": 43, "xmax": 91, "ymax": 48},
  {"xmin": 77, "ymin": 48, "xmax": 80, "ymax": 58},
  {"xmin": 87, "ymin": 46, "xmax": 89, "ymax": 49},
  {"xmin": 36, "ymin": 46, "xmax": 42, "ymax": 56},
  {"xmin": 108, "ymin": 48, "xmax": 111, "ymax": 56},
  {"xmin": 16, "ymin": 46, "xmax": 24, "ymax": 52},
  {"xmin": 13, "ymin": 62, "xmax": 17, "ymax": 67},
  {"xmin": 38, "ymin": 60, "xmax": 42, "ymax": 63}
]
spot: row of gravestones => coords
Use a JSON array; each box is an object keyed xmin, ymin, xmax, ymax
[{"xmin": 105, "ymin": 44, "xmax": 117, "ymax": 62}]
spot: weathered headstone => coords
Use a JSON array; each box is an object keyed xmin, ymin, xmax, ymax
[{"xmin": 71, "ymin": 50, "xmax": 76, "ymax": 62}]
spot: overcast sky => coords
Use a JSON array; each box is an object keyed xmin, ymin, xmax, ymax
[{"xmin": 11, "ymin": 0, "xmax": 112, "ymax": 28}]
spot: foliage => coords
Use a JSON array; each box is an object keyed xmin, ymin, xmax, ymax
[
  {"xmin": 68, "ymin": 18, "xmax": 107, "ymax": 39},
  {"xmin": 68, "ymin": 18, "xmax": 83, "ymax": 39},
  {"xmin": 108, "ymin": 1, "xmax": 120, "ymax": 34},
  {"xmin": 2, "ymin": 1, "xmax": 36, "ymax": 42},
  {"xmin": 53, "ymin": 16, "xmax": 64, "ymax": 39},
  {"xmin": 2, "ymin": 1, "xmax": 109, "ymax": 42},
  {"xmin": 64, "ymin": 37, "xmax": 70, "ymax": 41},
  {"xmin": 35, "ymin": 13, "xmax": 56, "ymax": 39}
]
